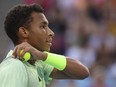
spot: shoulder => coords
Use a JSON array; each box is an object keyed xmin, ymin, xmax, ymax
[
  {"xmin": 35, "ymin": 60, "xmax": 54, "ymax": 73},
  {"xmin": 0, "ymin": 58, "xmax": 26, "ymax": 73},
  {"xmin": 35, "ymin": 60, "xmax": 53, "ymax": 69},
  {"xmin": 0, "ymin": 58, "xmax": 28, "ymax": 87}
]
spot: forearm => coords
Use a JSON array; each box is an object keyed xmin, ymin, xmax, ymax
[
  {"xmin": 42, "ymin": 52, "xmax": 89, "ymax": 79},
  {"xmin": 50, "ymin": 58, "xmax": 89, "ymax": 79},
  {"xmin": 63, "ymin": 58, "xmax": 89, "ymax": 79}
]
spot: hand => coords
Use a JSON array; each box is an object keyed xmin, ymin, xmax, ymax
[{"xmin": 12, "ymin": 42, "xmax": 47, "ymax": 62}]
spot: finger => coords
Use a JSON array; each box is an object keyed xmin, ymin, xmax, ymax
[
  {"xmin": 12, "ymin": 46, "xmax": 18, "ymax": 58},
  {"xmin": 19, "ymin": 49, "xmax": 26, "ymax": 59},
  {"xmin": 16, "ymin": 46, "xmax": 25, "ymax": 59}
]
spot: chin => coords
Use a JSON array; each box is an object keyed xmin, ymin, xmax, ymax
[{"xmin": 44, "ymin": 47, "xmax": 50, "ymax": 52}]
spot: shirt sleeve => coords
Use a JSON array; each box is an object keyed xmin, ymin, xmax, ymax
[
  {"xmin": 42, "ymin": 62, "xmax": 54, "ymax": 85},
  {"xmin": 0, "ymin": 58, "xmax": 28, "ymax": 87}
]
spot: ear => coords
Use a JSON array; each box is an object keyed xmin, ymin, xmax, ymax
[{"xmin": 18, "ymin": 27, "xmax": 29, "ymax": 38}]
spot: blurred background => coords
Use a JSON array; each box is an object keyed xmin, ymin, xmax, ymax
[{"xmin": 0, "ymin": 0, "xmax": 116, "ymax": 87}]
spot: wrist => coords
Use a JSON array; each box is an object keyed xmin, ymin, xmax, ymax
[
  {"xmin": 38, "ymin": 51, "xmax": 47, "ymax": 61},
  {"xmin": 44, "ymin": 52, "xmax": 67, "ymax": 71}
]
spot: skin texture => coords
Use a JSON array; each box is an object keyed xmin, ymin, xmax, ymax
[{"xmin": 13, "ymin": 12, "xmax": 89, "ymax": 79}]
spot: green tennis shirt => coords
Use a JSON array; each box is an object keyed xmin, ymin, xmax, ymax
[{"xmin": 0, "ymin": 50, "xmax": 54, "ymax": 87}]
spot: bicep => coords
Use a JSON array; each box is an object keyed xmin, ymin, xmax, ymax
[{"xmin": 50, "ymin": 58, "xmax": 89, "ymax": 79}]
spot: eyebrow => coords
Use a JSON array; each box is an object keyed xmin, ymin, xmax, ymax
[{"xmin": 40, "ymin": 21, "xmax": 49, "ymax": 25}]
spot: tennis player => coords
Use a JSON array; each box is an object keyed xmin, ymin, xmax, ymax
[{"xmin": 0, "ymin": 4, "xmax": 89, "ymax": 87}]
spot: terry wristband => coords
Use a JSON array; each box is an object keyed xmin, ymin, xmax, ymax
[{"xmin": 44, "ymin": 52, "xmax": 67, "ymax": 71}]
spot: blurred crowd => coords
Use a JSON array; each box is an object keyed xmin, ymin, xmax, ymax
[{"xmin": 2, "ymin": 0, "xmax": 116, "ymax": 87}]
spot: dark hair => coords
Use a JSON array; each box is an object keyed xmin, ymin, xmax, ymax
[{"xmin": 4, "ymin": 4, "xmax": 44, "ymax": 44}]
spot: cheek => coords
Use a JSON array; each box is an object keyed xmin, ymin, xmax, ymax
[
  {"xmin": 29, "ymin": 36, "xmax": 45, "ymax": 51},
  {"xmin": 34, "ymin": 33, "xmax": 47, "ymax": 49},
  {"xmin": 28, "ymin": 29, "xmax": 48, "ymax": 50}
]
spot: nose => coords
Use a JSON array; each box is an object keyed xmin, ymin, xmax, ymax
[{"xmin": 48, "ymin": 27, "xmax": 55, "ymax": 37}]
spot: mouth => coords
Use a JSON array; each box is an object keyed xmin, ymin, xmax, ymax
[
  {"xmin": 46, "ymin": 39, "xmax": 52, "ymax": 46},
  {"xmin": 47, "ymin": 42, "xmax": 52, "ymax": 46}
]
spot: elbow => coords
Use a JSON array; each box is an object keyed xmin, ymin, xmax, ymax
[
  {"xmin": 74, "ymin": 66, "xmax": 90, "ymax": 80},
  {"xmin": 80, "ymin": 67, "xmax": 90, "ymax": 80},
  {"xmin": 85, "ymin": 67, "xmax": 90, "ymax": 78}
]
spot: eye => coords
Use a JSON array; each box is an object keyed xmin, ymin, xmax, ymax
[
  {"xmin": 40, "ymin": 25, "xmax": 47, "ymax": 29},
  {"xmin": 40, "ymin": 25, "xmax": 45, "ymax": 29}
]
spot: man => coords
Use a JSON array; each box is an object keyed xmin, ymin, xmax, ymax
[{"xmin": 0, "ymin": 4, "xmax": 89, "ymax": 87}]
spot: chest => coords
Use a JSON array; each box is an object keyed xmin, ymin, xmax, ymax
[{"xmin": 24, "ymin": 64, "xmax": 46, "ymax": 87}]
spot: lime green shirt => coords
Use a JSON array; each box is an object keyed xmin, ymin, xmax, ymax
[{"xmin": 0, "ymin": 50, "xmax": 54, "ymax": 87}]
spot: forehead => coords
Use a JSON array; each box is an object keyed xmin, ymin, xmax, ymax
[{"xmin": 31, "ymin": 12, "xmax": 48, "ymax": 24}]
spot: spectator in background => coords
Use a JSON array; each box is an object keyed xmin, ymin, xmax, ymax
[
  {"xmin": 23, "ymin": 0, "xmax": 56, "ymax": 11},
  {"xmin": 90, "ymin": 66, "xmax": 109, "ymax": 87}
]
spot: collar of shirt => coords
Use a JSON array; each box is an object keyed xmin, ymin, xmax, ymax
[{"xmin": 6, "ymin": 50, "xmax": 14, "ymax": 58}]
